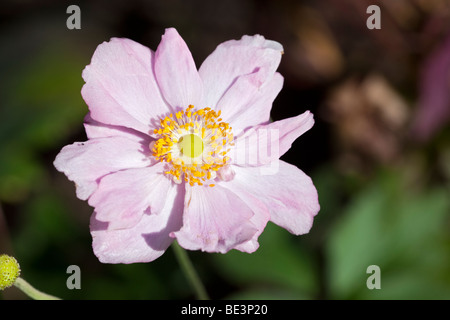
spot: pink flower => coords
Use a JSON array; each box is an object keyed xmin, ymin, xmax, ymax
[{"xmin": 54, "ymin": 28, "xmax": 320, "ymax": 264}]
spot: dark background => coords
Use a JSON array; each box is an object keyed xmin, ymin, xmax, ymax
[{"xmin": 1, "ymin": 0, "xmax": 449, "ymax": 299}]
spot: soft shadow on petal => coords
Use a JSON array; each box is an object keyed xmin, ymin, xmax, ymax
[
  {"xmin": 142, "ymin": 182, "xmax": 185, "ymax": 251},
  {"xmin": 231, "ymin": 162, "xmax": 320, "ymax": 235},
  {"xmin": 218, "ymin": 180, "xmax": 270, "ymax": 253},
  {"xmin": 88, "ymin": 163, "xmax": 172, "ymax": 230},
  {"xmin": 90, "ymin": 182, "xmax": 184, "ymax": 264},
  {"xmin": 172, "ymin": 184, "xmax": 259, "ymax": 253},
  {"xmin": 84, "ymin": 112, "xmax": 154, "ymax": 141},
  {"xmin": 90, "ymin": 214, "xmax": 109, "ymax": 232}
]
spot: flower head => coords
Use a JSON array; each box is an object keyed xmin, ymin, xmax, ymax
[
  {"xmin": 54, "ymin": 28, "xmax": 320, "ymax": 263},
  {"xmin": 0, "ymin": 254, "xmax": 20, "ymax": 290}
]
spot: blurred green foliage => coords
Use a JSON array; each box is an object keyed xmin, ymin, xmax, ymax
[
  {"xmin": 326, "ymin": 168, "xmax": 450, "ymax": 299},
  {"xmin": 0, "ymin": 44, "xmax": 86, "ymax": 203},
  {"xmin": 212, "ymin": 221, "xmax": 319, "ymax": 299}
]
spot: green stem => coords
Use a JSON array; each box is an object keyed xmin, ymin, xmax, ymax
[
  {"xmin": 172, "ymin": 241, "xmax": 209, "ymax": 300},
  {"xmin": 14, "ymin": 277, "xmax": 61, "ymax": 300}
]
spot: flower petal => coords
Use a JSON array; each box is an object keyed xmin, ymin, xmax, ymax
[
  {"xmin": 82, "ymin": 38, "xmax": 169, "ymax": 135},
  {"xmin": 54, "ymin": 136, "xmax": 153, "ymax": 201},
  {"xmin": 218, "ymin": 179, "xmax": 270, "ymax": 253},
  {"xmin": 172, "ymin": 185, "xmax": 259, "ymax": 253},
  {"xmin": 88, "ymin": 163, "xmax": 171, "ymax": 230},
  {"xmin": 231, "ymin": 110, "xmax": 314, "ymax": 167},
  {"xmin": 217, "ymin": 72, "xmax": 284, "ymax": 135},
  {"xmin": 199, "ymin": 34, "xmax": 283, "ymax": 110},
  {"xmin": 83, "ymin": 112, "xmax": 152, "ymax": 141},
  {"xmin": 90, "ymin": 182, "xmax": 184, "ymax": 263},
  {"xmin": 154, "ymin": 28, "xmax": 203, "ymax": 109},
  {"xmin": 231, "ymin": 162, "xmax": 320, "ymax": 235}
]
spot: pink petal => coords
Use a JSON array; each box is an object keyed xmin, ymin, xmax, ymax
[
  {"xmin": 88, "ymin": 163, "xmax": 172, "ymax": 230},
  {"xmin": 217, "ymin": 72, "xmax": 284, "ymax": 136},
  {"xmin": 90, "ymin": 182, "xmax": 184, "ymax": 263},
  {"xmin": 199, "ymin": 34, "xmax": 283, "ymax": 110},
  {"xmin": 219, "ymin": 179, "xmax": 270, "ymax": 253},
  {"xmin": 54, "ymin": 136, "xmax": 153, "ymax": 201},
  {"xmin": 231, "ymin": 162, "xmax": 320, "ymax": 235},
  {"xmin": 84, "ymin": 112, "xmax": 152, "ymax": 141},
  {"xmin": 82, "ymin": 38, "xmax": 169, "ymax": 135},
  {"xmin": 172, "ymin": 185, "xmax": 259, "ymax": 253},
  {"xmin": 231, "ymin": 111, "xmax": 314, "ymax": 167},
  {"xmin": 154, "ymin": 28, "xmax": 203, "ymax": 109}
]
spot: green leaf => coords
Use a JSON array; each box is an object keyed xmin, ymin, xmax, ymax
[
  {"xmin": 211, "ymin": 222, "xmax": 319, "ymax": 298},
  {"xmin": 326, "ymin": 169, "xmax": 450, "ymax": 299}
]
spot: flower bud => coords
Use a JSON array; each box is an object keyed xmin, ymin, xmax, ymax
[{"xmin": 0, "ymin": 254, "xmax": 21, "ymax": 290}]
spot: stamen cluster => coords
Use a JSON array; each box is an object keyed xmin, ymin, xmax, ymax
[{"xmin": 151, "ymin": 105, "xmax": 234, "ymax": 186}]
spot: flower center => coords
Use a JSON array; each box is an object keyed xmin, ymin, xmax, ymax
[
  {"xmin": 151, "ymin": 105, "xmax": 234, "ymax": 186},
  {"xmin": 178, "ymin": 134, "xmax": 204, "ymax": 158}
]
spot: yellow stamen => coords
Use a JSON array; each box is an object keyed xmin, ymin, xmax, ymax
[{"xmin": 151, "ymin": 105, "xmax": 233, "ymax": 187}]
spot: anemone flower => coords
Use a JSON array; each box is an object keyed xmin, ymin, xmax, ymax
[{"xmin": 54, "ymin": 28, "xmax": 320, "ymax": 264}]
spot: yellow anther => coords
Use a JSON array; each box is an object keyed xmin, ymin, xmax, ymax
[{"xmin": 151, "ymin": 105, "xmax": 234, "ymax": 187}]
